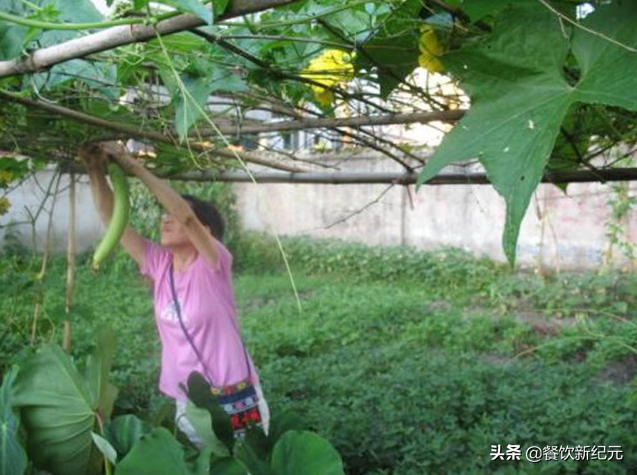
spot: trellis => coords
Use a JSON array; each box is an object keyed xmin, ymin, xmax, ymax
[{"xmin": 1, "ymin": 0, "xmax": 637, "ymax": 262}]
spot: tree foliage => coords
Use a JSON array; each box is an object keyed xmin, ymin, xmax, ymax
[{"xmin": 0, "ymin": 0, "xmax": 636, "ymax": 262}]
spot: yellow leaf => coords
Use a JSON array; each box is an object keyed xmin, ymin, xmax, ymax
[
  {"xmin": 301, "ymin": 49, "xmax": 355, "ymax": 105},
  {"xmin": 418, "ymin": 25, "xmax": 445, "ymax": 73},
  {"xmin": 0, "ymin": 170, "xmax": 14, "ymax": 184},
  {"xmin": 0, "ymin": 196, "xmax": 10, "ymax": 215}
]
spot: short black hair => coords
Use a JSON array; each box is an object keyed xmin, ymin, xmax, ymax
[{"xmin": 182, "ymin": 194, "xmax": 225, "ymax": 242}]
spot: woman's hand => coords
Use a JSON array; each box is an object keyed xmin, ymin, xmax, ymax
[
  {"xmin": 78, "ymin": 142, "xmax": 107, "ymax": 173},
  {"xmin": 97, "ymin": 141, "xmax": 143, "ymax": 175}
]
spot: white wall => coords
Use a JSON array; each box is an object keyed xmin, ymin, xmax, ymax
[
  {"xmin": 2, "ymin": 159, "xmax": 635, "ymax": 270},
  {"xmin": 0, "ymin": 170, "xmax": 104, "ymax": 253},
  {"xmin": 234, "ymin": 156, "xmax": 636, "ymax": 270}
]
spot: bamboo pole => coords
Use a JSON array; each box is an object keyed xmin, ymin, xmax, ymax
[
  {"xmin": 0, "ymin": 90, "xmax": 306, "ymax": 173},
  {"xmin": 0, "ymin": 0, "xmax": 304, "ymax": 78},
  {"xmin": 63, "ymin": 173, "xmax": 76, "ymax": 353},
  {"xmin": 63, "ymin": 165, "xmax": 637, "ymax": 185}
]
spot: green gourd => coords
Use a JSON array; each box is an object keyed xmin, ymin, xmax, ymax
[{"xmin": 92, "ymin": 162, "xmax": 130, "ymax": 270}]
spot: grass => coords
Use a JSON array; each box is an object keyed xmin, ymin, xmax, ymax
[{"xmin": 3, "ymin": 235, "xmax": 637, "ymax": 474}]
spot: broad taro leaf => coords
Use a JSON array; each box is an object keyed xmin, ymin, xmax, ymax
[
  {"xmin": 91, "ymin": 432, "xmax": 117, "ymax": 465},
  {"xmin": 0, "ymin": 367, "xmax": 27, "ymax": 475},
  {"xmin": 114, "ymin": 427, "xmax": 208, "ymax": 475},
  {"xmin": 234, "ymin": 429, "xmax": 270, "ymax": 475},
  {"xmin": 267, "ymin": 408, "xmax": 306, "ymax": 447},
  {"xmin": 105, "ymin": 414, "xmax": 153, "ymax": 459},
  {"xmin": 12, "ymin": 340, "xmax": 117, "ymax": 475},
  {"xmin": 184, "ymin": 401, "xmax": 231, "ymax": 457},
  {"xmin": 210, "ymin": 458, "xmax": 248, "ymax": 475},
  {"xmin": 84, "ymin": 327, "xmax": 118, "ymax": 422},
  {"xmin": 417, "ymin": 1, "xmax": 637, "ymax": 264},
  {"xmin": 186, "ymin": 372, "xmax": 235, "ymax": 452},
  {"xmin": 270, "ymin": 430, "xmax": 345, "ymax": 475}
]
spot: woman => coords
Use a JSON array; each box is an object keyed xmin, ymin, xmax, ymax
[{"xmin": 80, "ymin": 141, "xmax": 269, "ymax": 446}]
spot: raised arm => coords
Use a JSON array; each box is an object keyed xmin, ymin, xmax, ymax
[
  {"xmin": 96, "ymin": 142, "xmax": 220, "ymax": 268},
  {"xmin": 79, "ymin": 143, "xmax": 145, "ymax": 267}
]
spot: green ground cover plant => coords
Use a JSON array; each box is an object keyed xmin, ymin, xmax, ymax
[{"xmin": 2, "ymin": 234, "xmax": 637, "ymax": 473}]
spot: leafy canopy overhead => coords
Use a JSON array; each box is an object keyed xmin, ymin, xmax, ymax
[
  {"xmin": 0, "ymin": 0, "xmax": 636, "ymax": 263},
  {"xmin": 418, "ymin": 1, "xmax": 637, "ymax": 263}
]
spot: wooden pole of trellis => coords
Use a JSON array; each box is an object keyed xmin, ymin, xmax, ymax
[{"xmin": 63, "ymin": 172, "xmax": 76, "ymax": 353}]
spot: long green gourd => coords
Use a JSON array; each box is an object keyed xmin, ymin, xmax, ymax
[{"xmin": 92, "ymin": 162, "xmax": 130, "ymax": 270}]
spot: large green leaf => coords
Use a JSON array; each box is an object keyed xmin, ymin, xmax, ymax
[
  {"xmin": 234, "ymin": 438, "xmax": 271, "ymax": 475},
  {"xmin": 175, "ymin": 67, "xmax": 248, "ymax": 141},
  {"xmin": 0, "ymin": 0, "xmax": 29, "ymax": 61},
  {"xmin": 0, "ymin": 367, "xmax": 27, "ymax": 475},
  {"xmin": 105, "ymin": 414, "xmax": 153, "ymax": 458},
  {"xmin": 444, "ymin": 0, "xmax": 513, "ymax": 22},
  {"xmin": 270, "ymin": 430, "xmax": 345, "ymax": 475},
  {"xmin": 115, "ymin": 427, "xmax": 208, "ymax": 475},
  {"xmin": 267, "ymin": 409, "xmax": 306, "ymax": 447},
  {"xmin": 184, "ymin": 401, "xmax": 231, "ymax": 457},
  {"xmin": 186, "ymin": 372, "xmax": 235, "ymax": 453},
  {"xmin": 210, "ymin": 458, "xmax": 248, "ymax": 475},
  {"xmin": 160, "ymin": 0, "xmax": 212, "ymax": 25},
  {"xmin": 355, "ymin": 0, "xmax": 422, "ymax": 98},
  {"xmin": 417, "ymin": 1, "xmax": 637, "ymax": 264},
  {"xmin": 212, "ymin": 0, "xmax": 231, "ymax": 18},
  {"xmin": 12, "ymin": 340, "xmax": 118, "ymax": 475},
  {"xmin": 84, "ymin": 327, "xmax": 118, "ymax": 422}
]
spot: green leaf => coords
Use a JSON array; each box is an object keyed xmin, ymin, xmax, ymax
[
  {"xmin": 186, "ymin": 372, "xmax": 235, "ymax": 453},
  {"xmin": 114, "ymin": 429, "xmax": 211, "ymax": 475},
  {"xmin": 193, "ymin": 448, "xmax": 214, "ymax": 475},
  {"xmin": 213, "ymin": 0, "xmax": 231, "ymax": 18},
  {"xmin": 355, "ymin": 0, "xmax": 422, "ymax": 98},
  {"xmin": 175, "ymin": 75, "xmax": 214, "ymax": 140},
  {"xmin": 115, "ymin": 427, "xmax": 197, "ymax": 475},
  {"xmin": 160, "ymin": 0, "xmax": 212, "ymax": 25},
  {"xmin": 243, "ymin": 424, "xmax": 269, "ymax": 461},
  {"xmin": 12, "ymin": 340, "xmax": 117, "ymax": 475},
  {"xmin": 175, "ymin": 68, "xmax": 247, "ymax": 140},
  {"xmin": 417, "ymin": 1, "xmax": 637, "ymax": 265},
  {"xmin": 234, "ymin": 440, "xmax": 271, "ymax": 475},
  {"xmin": 270, "ymin": 431, "xmax": 345, "ymax": 475},
  {"xmin": 0, "ymin": 0, "xmax": 28, "ymax": 61},
  {"xmin": 210, "ymin": 458, "xmax": 248, "ymax": 475},
  {"xmin": 29, "ymin": 59, "xmax": 119, "ymax": 98},
  {"xmin": 105, "ymin": 414, "xmax": 152, "ymax": 458},
  {"xmin": 0, "ymin": 367, "xmax": 27, "ymax": 475},
  {"xmin": 267, "ymin": 409, "xmax": 306, "ymax": 446},
  {"xmin": 184, "ymin": 401, "xmax": 231, "ymax": 457},
  {"xmin": 84, "ymin": 327, "xmax": 118, "ymax": 421},
  {"xmin": 444, "ymin": 0, "xmax": 513, "ymax": 22},
  {"xmin": 0, "ymin": 24, "xmax": 27, "ymax": 61},
  {"xmin": 91, "ymin": 432, "xmax": 118, "ymax": 465}
]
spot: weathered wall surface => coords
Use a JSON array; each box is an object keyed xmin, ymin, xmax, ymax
[
  {"xmin": 2, "ymin": 159, "xmax": 635, "ymax": 270},
  {"xmin": 234, "ymin": 157, "xmax": 636, "ymax": 270},
  {"xmin": 0, "ymin": 171, "xmax": 104, "ymax": 254}
]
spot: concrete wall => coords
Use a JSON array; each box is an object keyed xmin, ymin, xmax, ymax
[
  {"xmin": 2, "ymin": 160, "xmax": 635, "ymax": 270},
  {"xmin": 0, "ymin": 170, "xmax": 104, "ymax": 254},
  {"xmin": 234, "ymin": 157, "xmax": 637, "ymax": 270}
]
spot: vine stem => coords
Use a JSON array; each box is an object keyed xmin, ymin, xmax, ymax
[
  {"xmin": 536, "ymin": 0, "xmax": 637, "ymax": 54},
  {"xmin": 222, "ymin": 0, "xmax": 376, "ymax": 30},
  {"xmin": 0, "ymin": 11, "xmax": 153, "ymax": 30}
]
